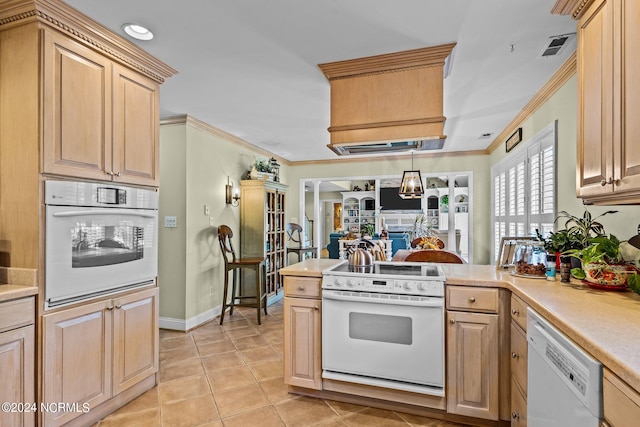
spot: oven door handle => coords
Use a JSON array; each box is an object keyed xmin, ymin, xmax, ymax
[
  {"xmin": 52, "ymin": 210, "xmax": 156, "ymax": 219},
  {"xmin": 322, "ymin": 291, "xmax": 443, "ymax": 308}
]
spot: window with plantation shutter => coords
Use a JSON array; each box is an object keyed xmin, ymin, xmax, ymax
[{"xmin": 491, "ymin": 122, "xmax": 557, "ymax": 263}]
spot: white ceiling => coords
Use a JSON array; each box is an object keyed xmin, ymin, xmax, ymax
[{"xmin": 65, "ymin": 0, "xmax": 576, "ymax": 162}]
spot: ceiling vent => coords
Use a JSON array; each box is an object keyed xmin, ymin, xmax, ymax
[
  {"xmin": 318, "ymin": 43, "xmax": 456, "ymax": 156},
  {"xmin": 538, "ymin": 33, "xmax": 575, "ymax": 58}
]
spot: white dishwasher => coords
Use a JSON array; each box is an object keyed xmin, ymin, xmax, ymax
[{"xmin": 527, "ymin": 308, "xmax": 602, "ymax": 427}]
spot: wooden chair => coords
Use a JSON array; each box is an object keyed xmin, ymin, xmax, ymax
[
  {"xmin": 404, "ymin": 249, "xmax": 465, "ymax": 264},
  {"xmin": 286, "ymin": 223, "xmax": 318, "ymax": 263},
  {"xmin": 217, "ymin": 225, "xmax": 267, "ymax": 325}
]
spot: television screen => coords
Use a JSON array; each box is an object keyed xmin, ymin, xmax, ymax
[{"xmin": 379, "ymin": 187, "xmax": 422, "ymax": 211}]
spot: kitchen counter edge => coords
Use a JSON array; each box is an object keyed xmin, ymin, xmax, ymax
[{"xmin": 0, "ymin": 267, "xmax": 38, "ymax": 302}]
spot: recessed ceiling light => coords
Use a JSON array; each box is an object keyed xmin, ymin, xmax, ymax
[{"xmin": 122, "ymin": 23, "xmax": 153, "ymax": 41}]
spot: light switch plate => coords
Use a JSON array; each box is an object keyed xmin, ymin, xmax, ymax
[{"xmin": 164, "ymin": 216, "xmax": 177, "ymax": 228}]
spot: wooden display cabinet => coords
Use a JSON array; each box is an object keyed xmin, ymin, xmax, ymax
[{"xmin": 240, "ymin": 179, "xmax": 288, "ymax": 299}]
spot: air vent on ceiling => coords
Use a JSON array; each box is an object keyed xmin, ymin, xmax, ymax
[
  {"xmin": 538, "ymin": 33, "xmax": 575, "ymax": 58},
  {"xmin": 479, "ymin": 132, "xmax": 493, "ymax": 139}
]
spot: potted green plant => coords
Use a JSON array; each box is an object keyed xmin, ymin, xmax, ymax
[
  {"xmin": 565, "ymin": 234, "xmax": 637, "ymax": 286},
  {"xmin": 360, "ymin": 223, "xmax": 375, "ymax": 238},
  {"xmin": 555, "ymin": 209, "xmax": 618, "ymax": 249}
]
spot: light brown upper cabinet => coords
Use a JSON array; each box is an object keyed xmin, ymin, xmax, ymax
[
  {"xmin": 43, "ymin": 31, "xmax": 160, "ymax": 186},
  {"xmin": 569, "ymin": 0, "xmax": 640, "ymax": 203}
]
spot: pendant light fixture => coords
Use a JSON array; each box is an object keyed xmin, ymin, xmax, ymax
[{"xmin": 398, "ymin": 151, "xmax": 424, "ymax": 199}]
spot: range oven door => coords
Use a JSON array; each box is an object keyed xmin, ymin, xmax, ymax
[
  {"xmin": 322, "ymin": 290, "xmax": 444, "ymax": 395},
  {"xmin": 45, "ymin": 205, "xmax": 158, "ymax": 308}
]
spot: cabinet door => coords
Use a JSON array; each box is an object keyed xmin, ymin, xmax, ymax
[
  {"xmin": 112, "ymin": 65, "xmax": 160, "ymax": 186},
  {"xmin": 42, "ymin": 30, "xmax": 113, "ymax": 181},
  {"xmin": 43, "ymin": 300, "xmax": 112, "ymax": 427},
  {"xmin": 284, "ymin": 297, "xmax": 322, "ymax": 390},
  {"xmin": 577, "ymin": 0, "xmax": 614, "ymax": 199},
  {"xmin": 112, "ymin": 288, "xmax": 159, "ymax": 395},
  {"xmin": 614, "ymin": 0, "xmax": 640, "ymax": 193},
  {"xmin": 0, "ymin": 326, "xmax": 35, "ymax": 427},
  {"xmin": 447, "ymin": 311, "xmax": 499, "ymax": 420}
]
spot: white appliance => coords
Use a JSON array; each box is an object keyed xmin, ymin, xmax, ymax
[
  {"xmin": 322, "ymin": 261, "xmax": 445, "ymax": 396},
  {"xmin": 527, "ymin": 308, "xmax": 602, "ymax": 426},
  {"xmin": 45, "ymin": 180, "xmax": 159, "ymax": 309}
]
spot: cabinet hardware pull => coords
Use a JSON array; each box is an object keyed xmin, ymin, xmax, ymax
[
  {"xmin": 468, "ymin": 297, "xmax": 476, "ymax": 303},
  {"xmin": 601, "ymin": 177, "xmax": 621, "ymax": 186},
  {"xmin": 314, "ymin": 306, "xmax": 319, "ymax": 310},
  {"xmin": 511, "ymin": 309, "xmax": 519, "ymax": 315},
  {"xmin": 298, "ymin": 286, "xmax": 305, "ymax": 291},
  {"xmin": 115, "ymin": 304, "xmax": 122, "ymax": 309},
  {"xmin": 107, "ymin": 305, "xmax": 114, "ymax": 310},
  {"xmin": 512, "ymin": 352, "xmax": 519, "ymax": 359},
  {"xmin": 106, "ymin": 171, "xmax": 114, "ymax": 176},
  {"xmin": 512, "ymin": 412, "xmax": 520, "ymax": 419},
  {"xmin": 114, "ymin": 171, "xmax": 121, "ymax": 177},
  {"xmin": 450, "ymin": 319, "xmax": 456, "ymax": 324}
]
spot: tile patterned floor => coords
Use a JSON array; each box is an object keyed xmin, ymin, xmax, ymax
[{"xmin": 96, "ymin": 301, "xmax": 471, "ymax": 427}]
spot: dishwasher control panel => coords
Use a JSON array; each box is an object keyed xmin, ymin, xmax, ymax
[{"xmin": 545, "ymin": 342, "xmax": 587, "ymax": 396}]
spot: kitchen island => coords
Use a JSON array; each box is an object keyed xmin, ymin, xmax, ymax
[{"xmin": 280, "ymin": 259, "xmax": 640, "ymax": 426}]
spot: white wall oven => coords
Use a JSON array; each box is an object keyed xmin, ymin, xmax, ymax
[
  {"xmin": 322, "ymin": 262, "xmax": 445, "ymax": 396},
  {"xmin": 45, "ymin": 180, "xmax": 158, "ymax": 309}
]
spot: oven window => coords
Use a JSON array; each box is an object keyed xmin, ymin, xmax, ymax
[
  {"xmin": 349, "ymin": 312, "xmax": 412, "ymax": 345},
  {"xmin": 71, "ymin": 224, "xmax": 144, "ymax": 268}
]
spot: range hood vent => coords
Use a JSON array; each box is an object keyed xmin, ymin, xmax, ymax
[
  {"xmin": 329, "ymin": 138, "xmax": 445, "ymax": 156},
  {"xmin": 319, "ymin": 43, "xmax": 456, "ymax": 156}
]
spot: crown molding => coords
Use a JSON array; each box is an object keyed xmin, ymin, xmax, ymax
[
  {"xmin": 551, "ymin": 0, "xmax": 595, "ymax": 19},
  {"xmin": 160, "ymin": 115, "xmax": 290, "ymax": 166},
  {"xmin": 487, "ymin": 51, "xmax": 577, "ymax": 154},
  {"xmin": 318, "ymin": 43, "xmax": 456, "ymax": 80},
  {"xmin": 0, "ymin": 0, "xmax": 177, "ymax": 83}
]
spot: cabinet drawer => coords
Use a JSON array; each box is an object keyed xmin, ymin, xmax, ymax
[
  {"xmin": 510, "ymin": 294, "xmax": 528, "ymax": 332},
  {"xmin": 284, "ymin": 277, "xmax": 321, "ymax": 298},
  {"xmin": 603, "ymin": 369, "xmax": 640, "ymax": 427},
  {"xmin": 511, "ymin": 379, "xmax": 527, "ymax": 426},
  {"xmin": 0, "ymin": 297, "xmax": 35, "ymax": 333},
  {"xmin": 447, "ymin": 286, "xmax": 499, "ymax": 313},
  {"xmin": 510, "ymin": 321, "xmax": 528, "ymax": 393}
]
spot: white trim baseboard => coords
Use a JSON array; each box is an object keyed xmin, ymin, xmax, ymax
[
  {"xmin": 159, "ymin": 295, "xmax": 282, "ymax": 331},
  {"xmin": 159, "ymin": 305, "xmax": 222, "ymax": 331}
]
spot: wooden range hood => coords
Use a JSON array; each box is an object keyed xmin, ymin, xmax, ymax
[{"xmin": 318, "ymin": 43, "xmax": 456, "ymax": 155}]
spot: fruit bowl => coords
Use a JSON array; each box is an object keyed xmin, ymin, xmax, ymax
[{"xmin": 582, "ymin": 262, "xmax": 637, "ymax": 286}]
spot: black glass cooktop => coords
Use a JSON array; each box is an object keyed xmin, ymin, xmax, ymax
[{"xmin": 328, "ymin": 262, "xmax": 442, "ymax": 277}]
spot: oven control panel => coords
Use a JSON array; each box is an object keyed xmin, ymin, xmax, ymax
[{"xmin": 322, "ymin": 275, "xmax": 444, "ymax": 297}]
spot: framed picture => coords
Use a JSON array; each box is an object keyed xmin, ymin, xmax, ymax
[{"xmin": 505, "ymin": 127, "xmax": 522, "ymax": 152}]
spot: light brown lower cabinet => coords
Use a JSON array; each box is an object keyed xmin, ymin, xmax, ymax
[
  {"xmin": 43, "ymin": 288, "xmax": 158, "ymax": 427},
  {"xmin": 510, "ymin": 379, "xmax": 527, "ymax": 426},
  {"xmin": 283, "ymin": 277, "xmax": 322, "ymax": 390},
  {"xmin": 603, "ymin": 368, "xmax": 640, "ymax": 427},
  {"xmin": 446, "ymin": 310, "xmax": 499, "ymax": 420},
  {"xmin": 0, "ymin": 296, "xmax": 35, "ymax": 427}
]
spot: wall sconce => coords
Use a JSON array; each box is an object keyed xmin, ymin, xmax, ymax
[{"xmin": 225, "ymin": 177, "xmax": 240, "ymax": 207}]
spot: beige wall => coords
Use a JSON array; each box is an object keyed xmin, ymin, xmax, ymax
[
  {"xmin": 158, "ymin": 116, "xmax": 287, "ymax": 327},
  {"xmin": 490, "ymin": 75, "xmax": 640, "ymax": 244}
]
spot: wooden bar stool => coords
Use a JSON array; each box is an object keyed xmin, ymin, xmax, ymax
[
  {"xmin": 217, "ymin": 225, "xmax": 267, "ymax": 325},
  {"xmin": 285, "ymin": 223, "xmax": 318, "ymax": 263}
]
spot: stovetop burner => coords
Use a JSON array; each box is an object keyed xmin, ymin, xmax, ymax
[
  {"xmin": 326, "ymin": 261, "xmax": 444, "ymax": 279},
  {"xmin": 322, "ymin": 261, "xmax": 445, "ymax": 297}
]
